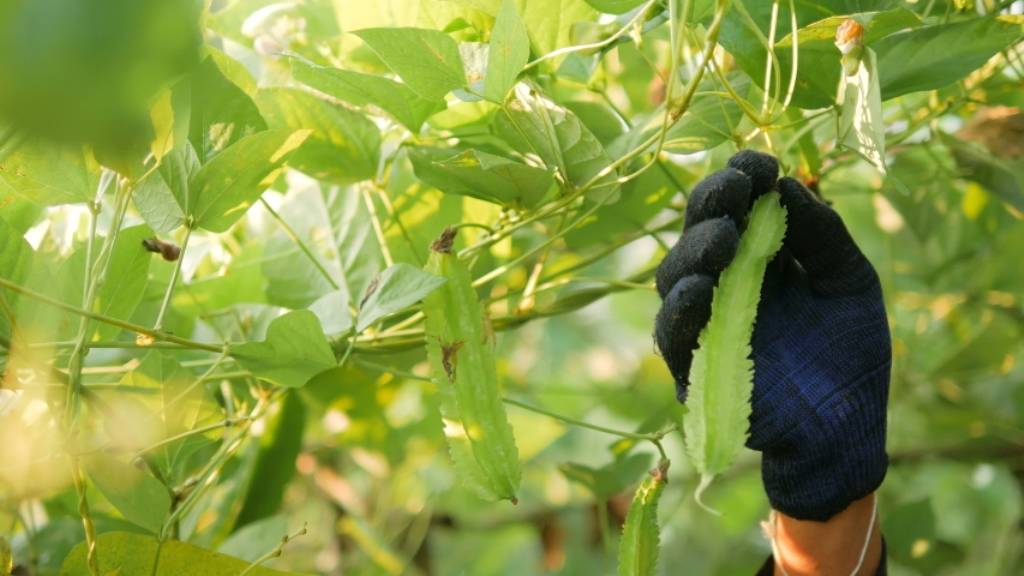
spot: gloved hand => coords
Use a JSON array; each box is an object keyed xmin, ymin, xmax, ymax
[{"xmin": 654, "ymin": 151, "xmax": 891, "ymax": 521}]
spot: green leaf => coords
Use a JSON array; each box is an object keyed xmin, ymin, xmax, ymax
[
  {"xmin": 188, "ymin": 48, "xmax": 268, "ymax": 162},
  {"xmin": 124, "ymin": 352, "xmax": 205, "ymax": 477},
  {"xmin": 59, "ymin": 532, "xmax": 300, "ymax": 575},
  {"xmin": 617, "ymin": 462, "xmax": 668, "ymax": 576},
  {"xmin": 92, "ymin": 224, "xmax": 153, "ymax": 341},
  {"xmin": 133, "ymin": 143, "xmax": 200, "ymax": 233},
  {"xmin": 309, "ymin": 290, "xmax": 353, "ymax": 336},
  {"xmin": 838, "ymin": 48, "xmax": 886, "ymax": 173},
  {"xmin": 422, "ymin": 230, "xmax": 521, "ymax": 502},
  {"xmin": 353, "ymin": 28, "xmax": 466, "ymax": 100},
  {"xmin": 191, "ymin": 129, "xmax": 310, "ymax": 233},
  {"xmin": 484, "ymin": 0, "xmax": 530, "ymax": 102},
  {"xmin": 408, "ymin": 147, "xmax": 554, "ymax": 208},
  {"xmin": 684, "ymin": 193, "xmax": 787, "ymax": 502},
  {"xmin": 84, "ymin": 454, "xmax": 170, "ymax": 534},
  {"xmin": 585, "ymin": 0, "xmax": 645, "ymax": 14},
  {"xmin": 559, "ymin": 452, "xmax": 652, "ymax": 499},
  {"xmin": 942, "ymin": 133, "xmax": 1024, "ymax": 214},
  {"xmin": 236, "ymin": 393, "xmax": 306, "ymax": 527},
  {"xmin": 255, "ymin": 88, "xmax": 381, "ymax": 185},
  {"xmin": 513, "ymin": 0, "xmax": 599, "ymax": 63},
  {"xmin": 769, "ymin": 8, "xmax": 922, "ymax": 109},
  {"xmin": 0, "ymin": 140, "xmax": 100, "ymax": 206},
  {"xmin": 231, "ymin": 310, "xmax": 336, "ymax": 388},
  {"xmin": 495, "ymin": 84, "xmax": 619, "ymax": 201},
  {"xmin": 875, "ymin": 16, "xmax": 1024, "ymax": 100},
  {"xmin": 218, "ymin": 515, "xmax": 289, "ymax": 562},
  {"xmin": 357, "ymin": 263, "xmax": 447, "ymax": 331},
  {"xmin": 0, "ymin": 214, "xmax": 33, "ymax": 286},
  {"xmin": 290, "ymin": 58, "xmax": 445, "ymax": 131}
]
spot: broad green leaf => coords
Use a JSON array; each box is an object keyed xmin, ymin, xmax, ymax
[
  {"xmin": 191, "ymin": 129, "xmax": 310, "ymax": 233},
  {"xmin": 513, "ymin": 0, "xmax": 599, "ymax": 63},
  {"xmin": 353, "ymin": 28, "xmax": 467, "ymax": 100},
  {"xmin": 585, "ymin": 0, "xmax": 645, "ymax": 14},
  {"xmin": 564, "ymin": 100, "xmax": 628, "ymax": 145},
  {"xmin": 357, "ymin": 263, "xmax": 447, "ymax": 331},
  {"xmin": 309, "ymin": 290, "xmax": 353, "ymax": 336},
  {"xmin": 422, "ymin": 229, "xmax": 520, "ymax": 502},
  {"xmin": 875, "ymin": 16, "xmax": 1024, "ymax": 100},
  {"xmin": 123, "ymin": 352, "xmax": 206, "ymax": 477},
  {"xmin": 559, "ymin": 452, "xmax": 652, "ymax": 499},
  {"xmin": 236, "ymin": 393, "xmax": 306, "ymax": 527},
  {"xmin": 188, "ymin": 48, "xmax": 268, "ymax": 162},
  {"xmin": 564, "ymin": 157, "xmax": 677, "ymax": 248},
  {"xmin": 60, "ymin": 532, "xmax": 299, "ymax": 575},
  {"xmin": 942, "ymin": 134, "xmax": 1024, "ymax": 214},
  {"xmin": 408, "ymin": 147, "xmax": 554, "ymax": 208},
  {"xmin": 255, "ymin": 88, "xmax": 381, "ymax": 185},
  {"xmin": 484, "ymin": 0, "xmax": 530, "ymax": 102},
  {"xmin": 262, "ymin": 229, "xmax": 338, "ymax": 310},
  {"xmin": 611, "ymin": 77, "xmax": 745, "ymax": 157},
  {"xmin": 231, "ymin": 310, "xmax": 336, "ymax": 388},
  {"xmin": 0, "ymin": 215, "xmax": 33, "ymax": 286},
  {"xmin": 84, "ymin": 454, "xmax": 170, "ymax": 534},
  {"xmin": 838, "ymin": 48, "xmax": 885, "ymax": 173},
  {"xmin": 684, "ymin": 193, "xmax": 787, "ymax": 504},
  {"xmin": 618, "ymin": 462, "xmax": 668, "ymax": 576},
  {"xmin": 92, "ymin": 224, "xmax": 153, "ymax": 341},
  {"xmin": 768, "ymin": 8, "xmax": 922, "ymax": 109},
  {"xmin": 218, "ymin": 515, "xmax": 289, "ymax": 562},
  {"xmin": 717, "ymin": 3, "xmax": 914, "ymax": 109},
  {"xmin": 133, "ymin": 143, "xmax": 200, "ymax": 232},
  {"xmin": 173, "ymin": 244, "xmax": 268, "ymax": 316},
  {"xmin": 0, "ymin": 140, "xmax": 100, "ymax": 206},
  {"xmin": 290, "ymin": 58, "xmax": 445, "ymax": 131},
  {"xmin": 495, "ymin": 84, "xmax": 619, "ymax": 201}
]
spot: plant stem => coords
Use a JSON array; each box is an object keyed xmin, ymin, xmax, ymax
[
  {"xmin": 502, "ymin": 397, "xmax": 661, "ymax": 442},
  {"xmin": 523, "ymin": 0, "xmax": 658, "ymax": 70},
  {"xmin": 153, "ymin": 225, "xmax": 193, "ymax": 332},
  {"xmin": 0, "ymin": 277, "xmax": 224, "ymax": 353},
  {"xmin": 239, "ymin": 524, "xmax": 308, "ymax": 576},
  {"xmin": 135, "ymin": 415, "xmax": 252, "ymax": 457},
  {"xmin": 259, "ymin": 197, "xmax": 340, "ymax": 290},
  {"xmin": 362, "ymin": 184, "xmax": 394, "ymax": 267}
]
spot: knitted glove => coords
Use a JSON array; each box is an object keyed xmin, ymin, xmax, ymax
[{"xmin": 654, "ymin": 150, "xmax": 891, "ymax": 521}]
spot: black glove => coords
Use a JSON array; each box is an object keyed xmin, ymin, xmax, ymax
[{"xmin": 654, "ymin": 150, "xmax": 891, "ymax": 521}]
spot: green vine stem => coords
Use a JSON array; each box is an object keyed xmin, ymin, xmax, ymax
[
  {"xmin": 0, "ymin": 276, "xmax": 224, "ymax": 353},
  {"xmin": 238, "ymin": 524, "xmax": 308, "ymax": 576},
  {"xmin": 152, "ymin": 224, "xmax": 193, "ymax": 332}
]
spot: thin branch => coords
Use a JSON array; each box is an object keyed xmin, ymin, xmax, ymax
[
  {"xmin": 0, "ymin": 276, "xmax": 224, "ymax": 353},
  {"xmin": 259, "ymin": 197, "xmax": 340, "ymax": 291}
]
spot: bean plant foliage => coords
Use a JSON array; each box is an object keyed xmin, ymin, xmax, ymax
[{"xmin": 0, "ymin": 0, "xmax": 1023, "ymax": 574}]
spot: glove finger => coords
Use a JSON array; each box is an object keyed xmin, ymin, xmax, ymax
[
  {"xmin": 684, "ymin": 168, "xmax": 751, "ymax": 230},
  {"xmin": 777, "ymin": 177, "xmax": 879, "ymax": 296},
  {"xmin": 727, "ymin": 149, "xmax": 780, "ymax": 202},
  {"xmin": 655, "ymin": 274, "xmax": 715, "ymax": 403},
  {"xmin": 656, "ymin": 217, "xmax": 739, "ymax": 298}
]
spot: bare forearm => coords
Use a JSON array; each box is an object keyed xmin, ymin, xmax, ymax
[{"xmin": 771, "ymin": 493, "xmax": 882, "ymax": 576}]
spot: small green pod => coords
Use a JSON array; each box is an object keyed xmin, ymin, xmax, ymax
[
  {"xmin": 684, "ymin": 192, "xmax": 787, "ymax": 508},
  {"xmin": 422, "ymin": 227, "xmax": 521, "ymax": 502},
  {"xmin": 618, "ymin": 460, "xmax": 669, "ymax": 576}
]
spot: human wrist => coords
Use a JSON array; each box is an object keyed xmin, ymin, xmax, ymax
[{"xmin": 768, "ymin": 492, "xmax": 882, "ymax": 576}]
